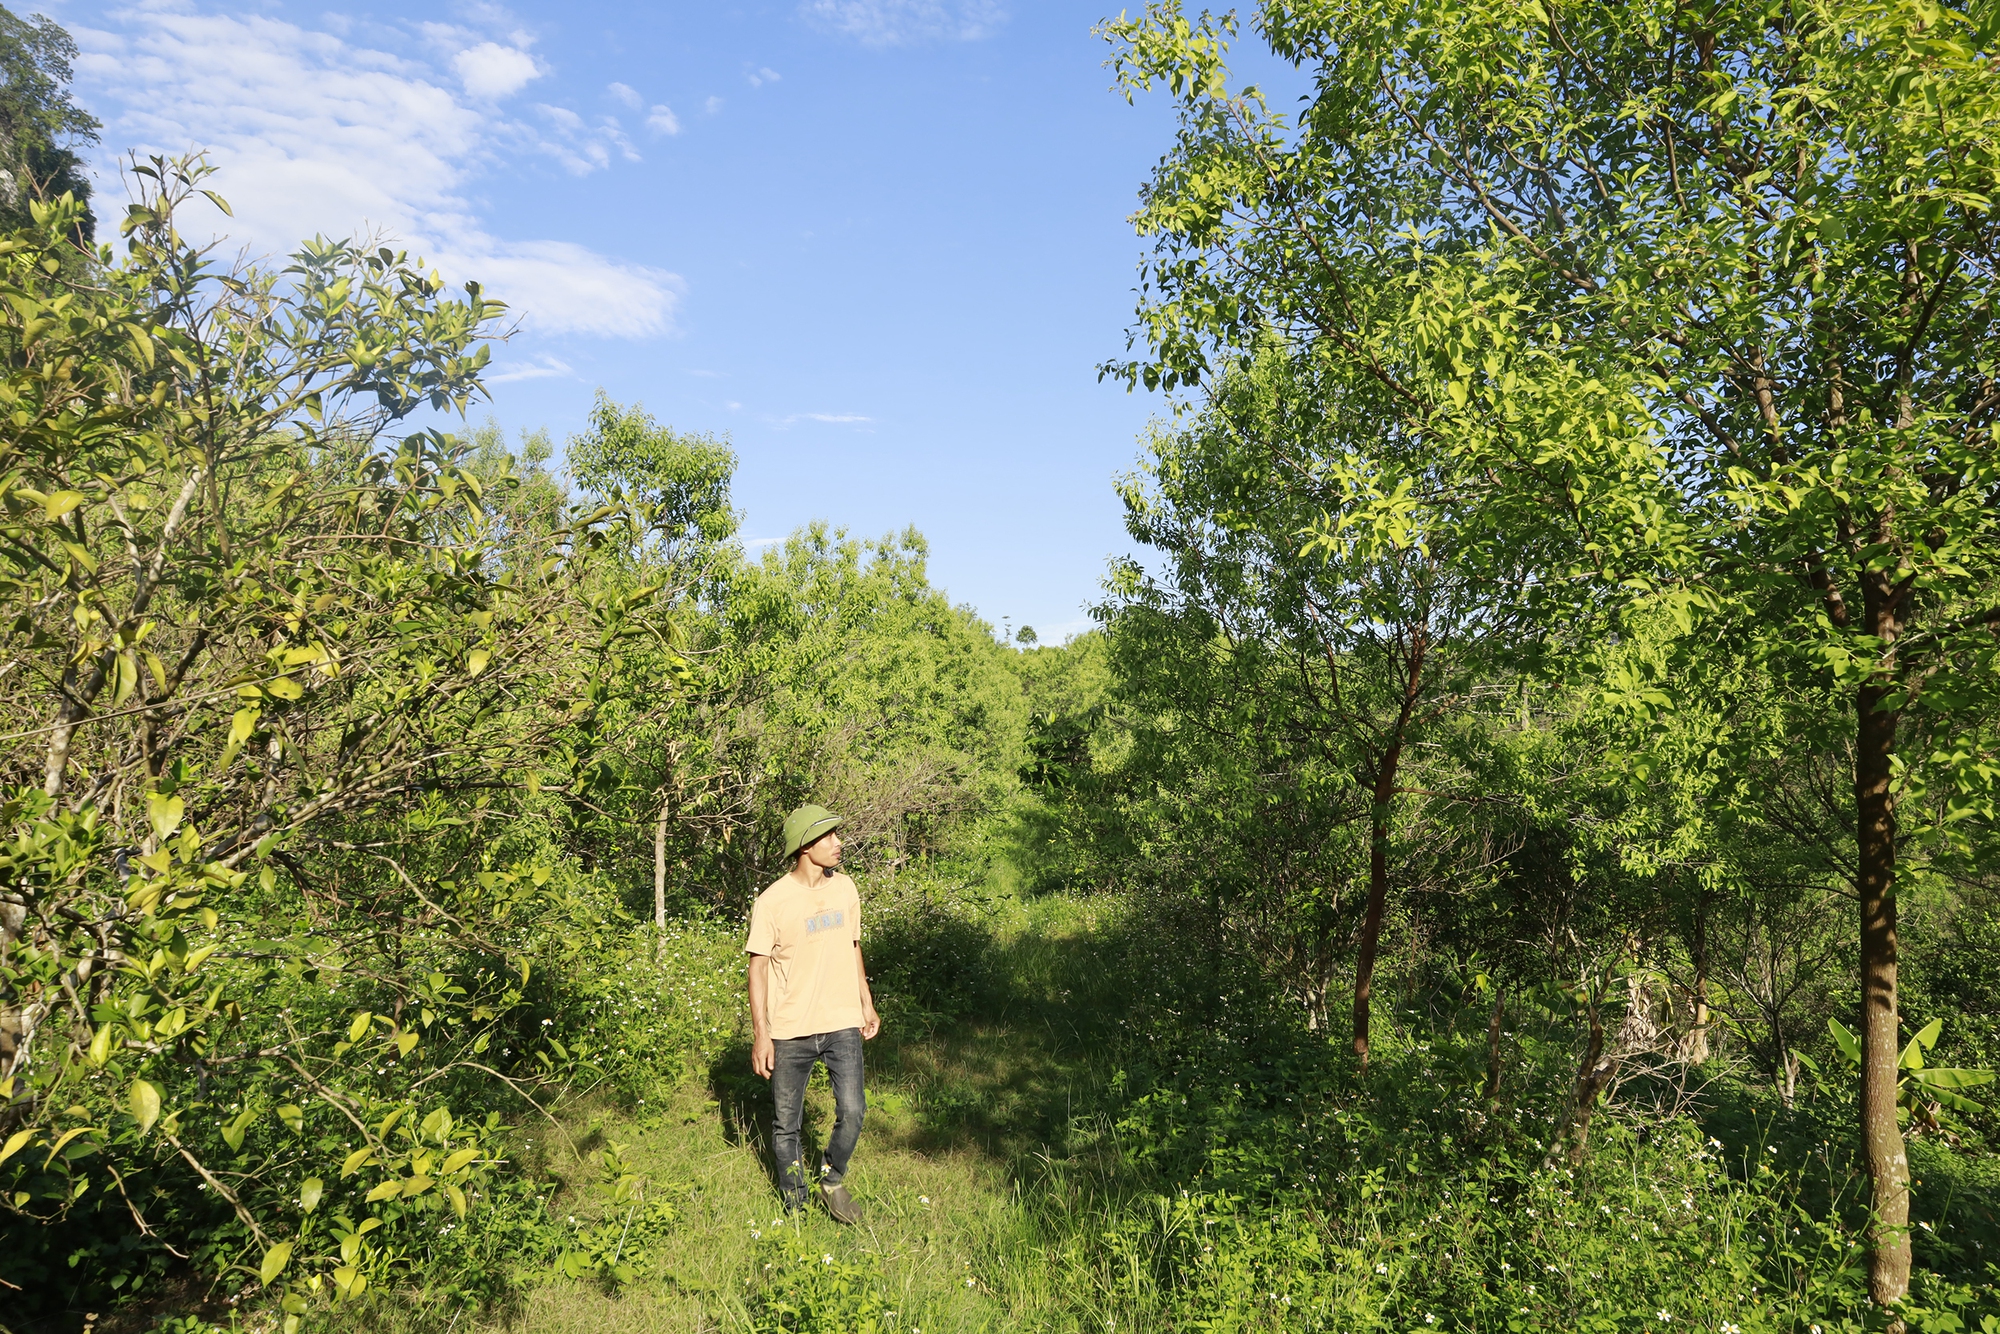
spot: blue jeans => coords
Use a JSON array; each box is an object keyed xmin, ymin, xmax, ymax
[{"xmin": 769, "ymin": 1027, "xmax": 866, "ymax": 1208}]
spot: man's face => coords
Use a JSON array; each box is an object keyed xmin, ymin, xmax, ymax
[{"xmin": 802, "ymin": 829, "xmax": 843, "ymax": 873}]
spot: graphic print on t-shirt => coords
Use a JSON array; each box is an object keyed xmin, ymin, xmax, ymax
[{"xmin": 805, "ymin": 910, "xmax": 846, "ymax": 935}]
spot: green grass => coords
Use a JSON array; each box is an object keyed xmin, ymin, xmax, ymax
[
  {"xmin": 476, "ymin": 890, "xmax": 1125, "ymax": 1334},
  {"xmin": 433, "ymin": 882, "xmax": 2000, "ymax": 1334}
]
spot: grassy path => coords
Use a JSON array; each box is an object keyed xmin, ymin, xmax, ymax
[{"xmin": 485, "ymin": 893, "xmax": 1123, "ymax": 1333}]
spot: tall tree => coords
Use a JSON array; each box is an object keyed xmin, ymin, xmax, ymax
[
  {"xmin": 0, "ymin": 6, "xmax": 98, "ymax": 238},
  {"xmin": 1105, "ymin": 0, "xmax": 2000, "ymax": 1302}
]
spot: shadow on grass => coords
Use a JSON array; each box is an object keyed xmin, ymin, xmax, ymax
[{"xmin": 704, "ymin": 896, "xmax": 1150, "ymax": 1210}]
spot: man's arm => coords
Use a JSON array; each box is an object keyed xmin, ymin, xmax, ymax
[
  {"xmin": 856, "ymin": 944, "xmax": 880, "ymax": 1040},
  {"xmin": 748, "ymin": 953, "xmax": 775, "ymax": 1077}
]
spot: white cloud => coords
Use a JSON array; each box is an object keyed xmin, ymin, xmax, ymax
[
  {"xmin": 745, "ymin": 65, "xmax": 781, "ymax": 87},
  {"xmin": 607, "ymin": 80, "xmax": 641, "ymax": 108},
  {"xmin": 704, "ymin": 95, "xmax": 724, "ymax": 115},
  {"xmin": 74, "ymin": 3, "xmax": 678, "ymax": 338},
  {"xmin": 800, "ymin": 0, "xmax": 1005, "ymax": 46},
  {"xmin": 454, "ymin": 41, "xmax": 541, "ymax": 99},
  {"xmin": 646, "ymin": 104, "xmax": 680, "ymax": 135},
  {"xmin": 776, "ymin": 412, "xmax": 873, "ymax": 426},
  {"xmin": 488, "ymin": 353, "xmax": 573, "ymax": 384}
]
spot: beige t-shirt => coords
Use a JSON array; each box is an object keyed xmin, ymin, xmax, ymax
[{"xmin": 744, "ymin": 871, "xmax": 864, "ymax": 1040}]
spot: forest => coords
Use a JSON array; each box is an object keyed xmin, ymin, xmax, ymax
[{"xmin": 4, "ymin": 0, "xmax": 2000, "ymax": 1330}]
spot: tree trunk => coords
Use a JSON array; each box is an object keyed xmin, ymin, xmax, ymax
[
  {"xmin": 1351, "ymin": 627, "xmax": 1426, "ymax": 1071},
  {"xmin": 1484, "ymin": 984, "xmax": 1506, "ymax": 1104},
  {"xmin": 1857, "ymin": 673, "xmax": 1911, "ymax": 1305},
  {"xmin": 1351, "ymin": 780, "xmax": 1394, "ymax": 1071},
  {"xmin": 1687, "ymin": 887, "xmax": 1711, "ymax": 1063},
  {"xmin": 653, "ymin": 797, "xmax": 670, "ymax": 931},
  {"xmin": 1566, "ymin": 994, "xmax": 1614, "ymax": 1166}
]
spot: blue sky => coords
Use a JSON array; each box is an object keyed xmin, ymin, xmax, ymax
[{"xmin": 53, "ymin": 0, "xmax": 1209, "ymax": 642}]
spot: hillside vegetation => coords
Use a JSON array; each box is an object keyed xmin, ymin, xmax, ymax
[{"xmin": 5, "ymin": 0, "xmax": 2000, "ymax": 1331}]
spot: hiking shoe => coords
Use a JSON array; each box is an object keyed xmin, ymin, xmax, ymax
[{"xmin": 823, "ymin": 1184, "xmax": 862, "ymax": 1225}]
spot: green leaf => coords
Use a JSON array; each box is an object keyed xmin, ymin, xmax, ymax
[
  {"xmin": 221, "ymin": 1107, "xmax": 255, "ymax": 1151},
  {"xmin": 218, "ymin": 706, "xmax": 260, "ymax": 770},
  {"xmin": 466, "ymin": 648, "xmax": 490, "ymax": 676},
  {"xmin": 300, "ymin": 1177, "xmax": 323, "ymax": 1212},
  {"xmin": 365, "ymin": 1179, "xmax": 403, "ymax": 1203},
  {"xmin": 1913, "ymin": 1018, "xmax": 1944, "ymax": 1051},
  {"xmin": 42, "ymin": 1126, "xmax": 95, "ymax": 1168},
  {"xmin": 348, "ymin": 1011, "xmax": 373, "ymax": 1043},
  {"xmin": 259, "ymin": 1241, "xmax": 292, "ymax": 1285},
  {"xmin": 147, "ymin": 792, "xmax": 185, "ymax": 843},
  {"xmin": 0, "ymin": 1129, "xmax": 35, "ymax": 1167},
  {"xmin": 1910, "ymin": 1066, "xmax": 1996, "ymax": 1090},
  {"xmin": 1829, "ymin": 1018, "xmax": 1861, "ymax": 1066},
  {"xmin": 341, "ymin": 1147, "xmax": 374, "ymax": 1178},
  {"xmin": 277, "ymin": 1104, "xmax": 304, "ymax": 1133},
  {"xmin": 42, "ymin": 490, "xmax": 85, "ymax": 520},
  {"xmin": 129, "ymin": 1080, "xmax": 161, "ymax": 1136}
]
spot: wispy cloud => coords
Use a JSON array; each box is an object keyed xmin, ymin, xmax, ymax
[
  {"xmin": 774, "ymin": 411, "xmax": 874, "ymax": 426},
  {"xmin": 800, "ymin": 0, "xmax": 1006, "ymax": 46},
  {"xmin": 487, "ymin": 353, "xmax": 574, "ymax": 384},
  {"xmin": 704, "ymin": 95, "xmax": 724, "ymax": 115},
  {"xmin": 744, "ymin": 65, "xmax": 781, "ymax": 87},
  {"xmin": 75, "ymin": 1, "xmax": 679, "ymax": 338},
  {"xmin": 646, "ymin": 104, "xmax": 680, "ymax": 136},
  {"xmin": 606, "ymin": 81, "xmax": 641, "ymax": 108}
]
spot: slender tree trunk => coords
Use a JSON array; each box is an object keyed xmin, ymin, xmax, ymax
[
  {"xmin": 653, "ymin": 796, "xmax": 670, "ymax": 931},
  {"xmin": 1352, "ymin": 626, "xmax": 1426, "ymax": 1070},
  {"xmin": 1566, "ymin": 996, "xmax": 1614, "ymax": 1166},
  {"xmin": 1687, "ymin": 888, "xmax": 1711, "ymax": 1063},
  {"xmin": 1857, "ymin": 672, "xmax": 1910, "ymax": 1305},
  {"xmin": 1484, "ymin": 984, "xmax": 1506, "ymax": 1104}
]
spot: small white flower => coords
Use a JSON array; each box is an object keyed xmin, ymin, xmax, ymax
[
  {"xmin": 1500, "ymin": 1262, "xmax": 1512, "ymax": 1272},
  {"xmin": 918, "ymin": 1195, "xmax": 930, "ymax": 1205},
  {"xmin": 1656, "ymin": 1311, "xmax": 1672, "ymax": 1322},
  {"xmin": 1425, "ymin": 1316, "xmax": 1436, "ymax": 1327},
  {"xmin": 1721, "ymin": 1324, "xmax": 1742, "ymax": 1334},
  {"xmin": 966, "ymin": 1277, "xmax": 976, "ymax": 1287},
  {"xmin": 1376, "ymin": 1262, "xmax": 1389, "ymax": 1274}
]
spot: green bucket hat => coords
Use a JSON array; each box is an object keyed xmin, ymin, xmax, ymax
[{"xmin": 781, "ymin": 804, "xmax": 843, "ymax": 860}]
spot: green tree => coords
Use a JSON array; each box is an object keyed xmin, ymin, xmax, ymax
[
  {"xmin": 0, "ymin": 5, "xmax": 98, "ymax": 238},
  {"xmin": 1104, "ymin": 0, "xmax": 2000, "ymax": 1300}
]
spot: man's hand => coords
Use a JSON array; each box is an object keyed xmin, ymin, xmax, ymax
[
  {"xmin": 860, "ymin": 1002, "xmax": 880, "ymax": 1041},
  {"xmin": 752, "ymin": 1034, "xmax": 775, "ymax": 1079}
]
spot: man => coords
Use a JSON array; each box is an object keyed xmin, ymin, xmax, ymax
[{"xmin": 745, "ymin": 803, "xmax": 880, "ymax": 1223}]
